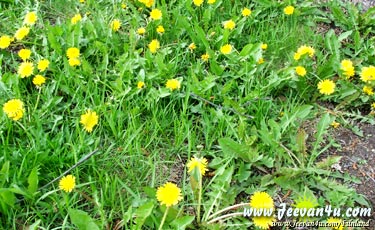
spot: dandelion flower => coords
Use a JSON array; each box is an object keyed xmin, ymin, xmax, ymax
[
  {"xmin": 59, "ymin": 175, "xmax": 76, "ymax": 193},
  {"xmin": 14, "ymin": 27, "xmax": 30, "ymax": 41},
  {"xmin": 3, "ymin": 99, "xmax": 25, "ymax": 121},
  {"xmin": 150, "ymin": 9, "xmax": 162, "ymax": 20},
  {"xmin": 326, "ymin": 217, "xmax": 344, "ymax": 230},
  {"xmin": 257, "ymin": 58, "xmax": 264, "ymax": 64},
  {"xmin": 223, "ymin": 20, "xmax": 236, "ymax": 30},
  {"xmin": 293, "ymin": 52, "xmax": 301, "ymax": 61},
  {"xmin": 242, "ymin": 8, "xmax": 252, "ymax": 17},
  {"xmin": 68, "ymin": 58, "xmax": 81, "ymax": 67},
  {"xmin": 220, "ymin": 44, "xmax": 232, "ymax": 55},
  {"xmin": 156, "ymin": 182, "xmax": 182, "ymax": 207},
  {"xmin": 187, "ymin": 157, "xmax": 208, "ymax": 176},
  {"xmin": 193, "ymin": 0, "xmax": 204, "ymax": 6},
  {"xmin": 66, "ymin": 47, "xmax": 80, "ymax": 59},
  {"xmin": 340, "ymin": 59, "xmax": 355, "ymax": 79},
  {"xmin": 284, "ymin": 6, "xmax": 295, "ymax": 15},
  {"xmin": 188, "ymin": 43, "xmax": 196, "ymax": 51},
  {"xmin": 137, "ymin": 27, "xmax": 146, "ymax": 35},
  {"xmin": 148, "ymin": 39, "xmax": 160, "ymax": 53},
  {"xmin": 295, "ymin": 66, "xmax": 306, "ymax": 77},
  {"xmin": 80, "ymin": 109, "xmax": 99, "ymax": 132},
  {"xmin": 261, "ymin": 43, "xmax": 268, "ymax": 50},
  {"xmin": 293, "ymin": 195, "xmax": 318, "ymax": 221},
  {"xmin": 0, "ymin": 35, "xmax": 12, "ymax": 49},
  {"xmin": 372, "ymin": 103, "xmax": 375, "ymax": 110},
  {"xmin": 139, "ymin": 0, "xmax": 154, "ymax": 8},
  {"xmin": 33, "ymin": 74, "xmax": 46, "ymax": 87},
  {"xmin": 207, "ymin": 0, "xmax": 216, "ymax": 4},
  {"xmin": 201, "ymin": 53, "xmax": 210, "ymax": 62},
  {"xmin": 71, "ymin": 13, "xmax": 82, "ymax": 25},
  {"xmin": 18, "ymin": 62, "xmax": 34, "ymax": 78},
  {"xmin": 363, "ymin": 85, "xmax": 374, "ymax": 95},
  {"xmin": 166, "ymin": 79, "xmax": 180, "ymax": 91},
  {"xmin": 24, "ymin": 12, "xmax": 37, "ymax": 25},
  {"xmin": 111, "ymin": 19, "xmax": 121, "ymax": 32},
  {"xmin": 318, "ymin": 79, "xmax": 335, "ymax": 95},
  {"xmin": 18, "ymin": 49, "xmax": 31, "ymax": 61},
  {"xmin": 121, "ymin": 3, "xmax": 127, "ymax": 9},
  {"xmin": 37, "ymin": 59, "xmax": 50, "ymax": 72},
  {"xmin": 250, "ymin": 192, "xmax": 275, "ymax": 229},
  {"xmin": 360, "ymin": 66, "xmax": 375, "ymax": 82},
  {"xmin": 156, "ymin": 25, "xmax": 165, "ymax": 34},
  {"xmin": 331, "ymin": 121, "xmax": 340, "ymax": 128},
  {"xmin": 137, "ymin": 81, "xmax": 145, "ymax": 89},
  {"xmin": 80, "ymin": 0, "xmax": 85, "ymax": 3}
]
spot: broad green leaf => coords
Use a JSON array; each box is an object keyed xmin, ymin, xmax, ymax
[
  {"xmin": 170, "ymin": 216, "xmax": 195, "ymax": 229},
  {"xmin": 68, "ymin": 209, "xmax": 100, "ymax": 230},
  {"xmin": 218, "ymin": 138, "xmax": 259, "ymax": 162},
  {"xmin": 135, "ymin": 201, "xmax": 154, "ymax": 229},
  {"xmin": 28, "ymin": 220, "xmax": 41, "ymax": 230},
  {"xmin": 28, "ymin": 167, "xmax": 39, "ymax": 194},
  {"xmin": 0, "ymin": 161, "xmax": 10, "ymax": 187}
]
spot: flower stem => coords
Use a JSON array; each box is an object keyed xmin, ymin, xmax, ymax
[
  {"xmin": 207, "ymin": 203, "xmax": 249, "ymax": 221},
  {"xmin": 158, "ymin": 206, "xmax": 169, "ymax": 230},
  {"xmin": 206, "ymin": 212, "xmax": 244, "ymax": 224},
  {"xmin": 33, "ymin": 88, "xmax": 41, "ymax": 112},
  {"xmin": 197, "ymin": 174, "xmax": 202, "ymax": 223}
]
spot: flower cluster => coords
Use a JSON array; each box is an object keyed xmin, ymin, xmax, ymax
[{"xmin": 66, "ymin": 47, "xmax": 81, "ymax": 67}]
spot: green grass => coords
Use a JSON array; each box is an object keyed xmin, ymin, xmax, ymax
[{"xmin": 0, "ymin": 0, "xmax": 374, "ymax": 229}]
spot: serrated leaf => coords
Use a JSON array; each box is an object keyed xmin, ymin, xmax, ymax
[
  {"xmin": 27, "ymin": 167, "xmax": 39, "ymax": 194},
  {"xmin": 170, "ymin": 216, "xmax": 195, "ymax": 229},
  {"xmin": 135, "ymin": 201, "xmax": 154, "ymax": 229},
  {"xmin": 68, "ymin": 209, "xmax": 100, "ymax": 230},
  {"xmin": 218, "ymin": 138, "xmax": 259, "ymax": 162}
]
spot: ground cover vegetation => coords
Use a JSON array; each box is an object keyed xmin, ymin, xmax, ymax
[{"xmin": 0, "ymin": 0, "xmax": 374, "ymax": 229}]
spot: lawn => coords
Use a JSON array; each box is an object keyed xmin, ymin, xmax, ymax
[{"xmin": 0, "ymin": 0, "xmax": 374, "ymax": 229}]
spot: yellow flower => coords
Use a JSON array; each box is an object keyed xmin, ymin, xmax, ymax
[
  {"xmin": 326, "ymin": 217, "xmax": 344, "ymax": 230},
  {"xmin": 193, "ymin": 0, "xmax": 204, "ymax": 6},
  {"xmin": 360, "ymin": 66, "xmax": 375, "ymax": 82},
  {"xmin": 223, "ymin": 20, "xmax": 236, "ymax": 30},
  {"xmin": 331, "ymin": 121, "xmax": 340, "ymax": 129},
  {"xmin": 340, "ymin": 59, "xmax": 355, "ymax": 79},
  {"xmin": 111, "ymin": 19, "xmax": 121, "ymax": 32},
  {"xmin": 24, "ymin": 12, "xmax": 37, "ymax": 25},
  {"xmin": 37, "ymin": 59, "xmax": 50, "ymax": 72},
  {"xmin": 201, "ymin": 53, "xmax": 210, "ymax": 62},
  {"xmin": 18, "ymin": 62, "xmax": 34, "ymax": 78},
  {"xmin": 0, "ymin": 35, "xmax": 12, "ymax": 49},
  {"xmin": 80, "ymin": 109, "xmax": 99, "ymax": 132},
  {"xmin": 242, "ymin": 8, "xmax": 252, "ymax": 17},
  {"xmin": 71, "ymin": 13, "xmax": 82, "ymax": 25},
  {"xmin": 148, "ymin": 39, "xmax": 160, "ymax": 53},
  {"xmin": 294, "ymin": 45, "xmax": 315, "ymax": 60},
  {"xmin": 293, "ymin": 52, "xmax": 301, "ymax": 61},
  {"xmin": 14, "ymin": 27, "xmax": 30, "ymax": 41},
  {"xmin": 66, "ymin": 47, "xmax": 80, "ymax": 59},
  {"xmin": 363, "ymin": 85, "xmax": 374, "ymax": 95},
  {"xmin": 250, "ymin": 192, "xmax": 275, "ymax": 229},
  {"xmin": 207, "ymin": 0, "xmax": 216, "ymax": 4},
  {"xmin": 166, "ymin": 79, "xmax": 180, "ymax": 91},
  {"xmin": 295, "ymin": 66, "xmax": 306, "ymax": 77},
  {"xmin": 33, "ymin": 74, "xmax": 46, "ymax": 87},
  {"xmin": 150, "ymin": 9, "xmax": 162, "ymax": 20},
  {"xmin": 137, "ymin": 81, "xmax": 145, "ymax": 89},
  {"xmin": 156, "ymin": 182, "xmax": 182, "ymax": 207},
  {"xmin": 372, "ymin": 102, "xmax": 375, "ymax": 110},
  {"xmin": 121, "ymin": 3, "xmax": 127, "ymax": 9},
  {"xmin": 3, "ymin": 99, "xmax": 25, "ymax": 121},
  {"xmin": 137, "ymin": 27, "xmax": 146, "ymax": 35},
  {"xmin": 188, "ymin": 43, "xmax": 196, "ymax": 51},
  {"xmin": 261, "ymin": 43, "xmax": 268, "ymax": 50},
  {"xmin": 284, "ymin": 5, "xmax": 295, "ymax": 15},
  {"xmin": 156, "ymin": 25, "xmax": 165, "ymax": 34},
  {"xmin": 80, "ymin": 0, "xmax": 85, "ymax": 3},
  {"xmin": 18, "ymin": 49, "xmax": 31, "ymax": 61},
  {"xmin": 187, "ymin": 157, "xmax": 208, "ymax": 176},
  {"xmin": 257, "ymin": 58, "xmax": 264, "ymax": 64},
  {"xmin": 139, "ymin": 0, "xmax": 154, "ymax": 7},
  {"xmin": 68, "ymin": 58, "xmax": 81, "ymax": 67},
  {"xmin": 59, "ymin": 175, "xmax": 76, "ymax": 193},
  {"xmin": 220, "ymin": 44, "xmax": 232, "ymax": 55},
  {"xmin": 318, "ymin": 79, "xmax": 335, "ymax": 95}
]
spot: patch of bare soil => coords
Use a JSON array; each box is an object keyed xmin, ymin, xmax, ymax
[{"xmin": 329, "ymin": 122, "xmax": 375, "ymax": 227}]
